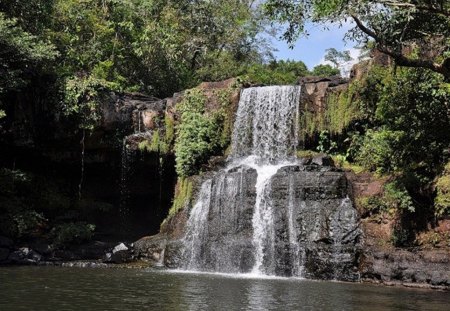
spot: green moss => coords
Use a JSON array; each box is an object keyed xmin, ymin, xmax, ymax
[
  {"xmin": 296, "ymin": 150, "xmax": 320, "ymax": 158},
  {"xmin": 138, "ymin": 132, "xmax": 161, "ymax": 153},
  {"xmin": 138, "ymin": 113, "xmax": 176, "ymax": 155},
  {"xmin": 299, "ymin": 80, "xmax": 363, "ymax": 140},
  {"xmin": 164, "ymin": 113, "xmax": 175, "ymax": 144},
  {"xmin": 169, "ymin": 178, "xmax": 193, "ymax": 218},
  {"xmin": 340, "ymin": 161, "xmax": 366, "ymax": 174},
  {"xmin": 215, "ymin": 87, "xmax": 235, "ymax": 148},
  {"xmin": 325, "ymin": 81, "xmax": 362, "ymax": 135}
]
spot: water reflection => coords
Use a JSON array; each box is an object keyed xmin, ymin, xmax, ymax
[{"xmin": 0, "ymin": 267, "xmax": 449, "ymax": 311}]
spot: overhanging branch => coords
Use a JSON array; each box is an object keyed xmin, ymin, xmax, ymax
[{"xmin": 350, "ymin": 14, "xmax": 450, "ymax": 79}]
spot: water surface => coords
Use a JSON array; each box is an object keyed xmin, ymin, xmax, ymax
[{"xmin": 0, "ymin": 267, "xmax": 448, "ymax": 310}]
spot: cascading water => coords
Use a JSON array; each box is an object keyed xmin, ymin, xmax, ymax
[{"xmin": 180, "ymin": 85, "xmax": 361, "ymax": 280}]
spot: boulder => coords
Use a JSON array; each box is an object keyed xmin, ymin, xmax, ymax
[
  {"xmin": 311, "ymin": 154, "xmax": 335, "ymax": 167},
  {"xmin": 8, "ymin": 247, "xmax": 42, "ymax": 264},
  {"xmin": 103, "ymin": 242, "xmax": 133, "ymax": 264}
]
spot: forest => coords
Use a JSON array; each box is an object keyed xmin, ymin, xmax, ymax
[{"xmin": 0, "ymin": 0, "xmax": 449, "ymax": 285}]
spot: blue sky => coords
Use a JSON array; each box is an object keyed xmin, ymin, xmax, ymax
[{"xmin": 271, "ymin": 21, "xmax": 359, "ymax": 70}]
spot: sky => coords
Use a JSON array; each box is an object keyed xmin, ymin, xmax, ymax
[{"xmin": 271, "ymin": 21, "xmax": 361, "ymax": 73}]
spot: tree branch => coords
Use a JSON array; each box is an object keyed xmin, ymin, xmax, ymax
[
  {"xmin": 350, "ymin": 14, "xmax": 450, "ymax": 80},
  {"xmin": 378, "ymin": 0, "xmax": 450, "ymax": 17}
]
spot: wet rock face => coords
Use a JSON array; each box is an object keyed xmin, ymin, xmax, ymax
[
  {"xmin": 269, "ymin": 166, "xmax": 361, "ymax": 280},
  {"xmin": 162, "ymin": 164, "xmax": 361, "ymax": 281},
  {"xmin": 182, "ymin": 166, "xmax": 258, "ymax": 273},
  {"xmin": 361, "ymin": 248, "xmax": 450, "ymax": 288}
]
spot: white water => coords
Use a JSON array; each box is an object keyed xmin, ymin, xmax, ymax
[
  {"xmin": 231, "ymin": 86, "xmax": 301, "ymax": 162},
  {"xmin": 183, "ymin": 85, "xmax": 302, "ymax": 275},
  {"xmin": 184, "ymin": 180, "xmax": 212, "ymax": 270}
]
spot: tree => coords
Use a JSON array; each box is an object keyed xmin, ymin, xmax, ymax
[
  {"xmin": 263, "ymin": 0, "xmax": 450, "ymax": 80},
  {"xmin": 311, "ymin": 64, "xmax": 340, "ymax": 76},
  {"xmin": 324, "ymin": 48, "xmax": 352, "ymax": 69},
  {"xmin": 0, "ymin": 13, "xmax": 57, "ymax": 95}
]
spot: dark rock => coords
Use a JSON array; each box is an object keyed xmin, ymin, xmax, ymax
[
  {"xmin": 0, "ymin": 236, "xmax": 13, "ymax": 248},
  {"xmin": 29, "ymin": 241, "xmax": 52, "ymax": 255},
  {"xmin": 298, "ymin": 76, "xmax": 348, "ymax": 86},
  {"xmin": 430, "ymin": 270, "xmax": 448, "ymax": 286},
  {"xmin": 70, "ymin": 241, "xmax": 113, "ymax": 260},
  {"xmin": 103, "ymin": 242, "xmax": 133, "ymax": 264},
  {"xmin": 109, "ymin": 250, "xmax": 132, "ymax": 264},
  {"xmin": 0, "ymin": 248, "xmax": 10, "ymax": 261},
  {"xmin": 164, "ymin": 240, "xmax": 184, "ymax": 269},
  {"xmin": 311, "ymin": 154, "xmax": 335, "ymax": 167},
  {"xmin": 360, "ymin": 248, "xmax": 450, "ymax": 289},
  {"xmin": 134, "ymin": 235, "xmax": 167, "ymax": 263},
  {"xmin": 53, "ymin": 250, "xmax": 78, "ymax": 261},
  {"xmin": 8, "ymin": 248, "xmax": 42, "ymax": 264}
]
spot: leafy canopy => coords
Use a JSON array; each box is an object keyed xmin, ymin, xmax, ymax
[{"xmin": 264, "ymin": 0, "xmax": 450, "ymax": 79}]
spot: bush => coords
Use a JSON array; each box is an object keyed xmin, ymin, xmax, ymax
[
  {"xmin": 174, "ymin": 87, "xmax": 234, "ymax": 177},
  {"xmin": 435, "ymin": 161, "xmax": 450, "ymax": 216},
  {"xmin": 356, "ymin": 129, "xmax": 404, "ymax": 174},
  {"xmin": 175, "ymin": 112, "xmax": 221, "ymax": 176},
  {"xmin": 383, "ymin": 181, "xmax": 415, "ymax": 213},
  {"xmin": 51, "ymin": 222, "xmax": 95, "ymax": 247}
]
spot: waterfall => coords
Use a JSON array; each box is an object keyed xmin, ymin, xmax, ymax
[
  {"xmin": 180, "ymin": 85, "xmax": 360, "ymax": 280},
  {"xmin": 182, "ymin": 86, "xmax": 302, "ymax": 275},
  {"xmin": 231, "ymin": 86, "xmax": 301, "ymax": 162}
]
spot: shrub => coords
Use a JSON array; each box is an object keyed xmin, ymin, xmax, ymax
[
  {"xmin": 356, "ymin": 129, "xmax": 404, "ymax": 174},
  {"xmin": 51, "ymin": 222, "xmax": 95, "ymax": 247},
  {"xmin": 175, "ymin": 112, "xmax": 221, "ymax": 176},
  {"xmin": 383, "ymin": 181, "xmax": 415, "ymax": 213},
  {"xmin": 435, "ymin": 161, "xmax": 450, "ymax": 216}
]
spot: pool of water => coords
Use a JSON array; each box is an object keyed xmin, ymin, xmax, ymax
[{"xmin": 0, "ymin": 266, "xmax": 448, "ymax": 310}]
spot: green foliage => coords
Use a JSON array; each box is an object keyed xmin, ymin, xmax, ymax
[
  {"xmin": 299, "ymin": 79, "xmax": 363, "ymax": 141},
  {"xmin": 242, "ymin": 59, "xmax": 309, "ymax": 85},
  {"xmin": 373, "ymin": 68, "xmax": 450, "ymax": 180},
  {"xmin": 391, "ymin": 226, "xmax": 410, "ymax": 247},
  {"xmin": 357, "ymin": 196, "xmax": 387, "ymax": 215},
  {"xmin": 310, "ymin": 64, "xmax": 340, "ymax": 77},
  {"xmin": 317, "ymin": 130, "xmax": 337, "ymax": 154},
  {"xmin": 383, "ymin": 182, "xmax": 415, "ymax": 213},
  {"xmin": 356, "ymin": 129, "xmax": 404, "ymax": 174},
  {"xmin": 175, "ymin": 111, "xmax": 221, "ymax": 177},
  {"xmin": 62, "ymin": 75, "xmax": 116, "ymax": 130},
  {"xmin": 324, "ymin": 48, "xmax": 352, "ymax": 69},
  {"xmin": 0, "ymin": 12, "xmax": 57, "ymax": 94},
  {"xmin": 170, "ymin": 178, "xmax": 193, "ymax": 217},
  {"xmin": 174, "ymin": 86, "xmax": 237, "ymax": 177},
  {"xmin": 0, "ymin": 209, "xmax": 47, "ymax": 240},
  {"xmin": 51, "ymin": 222, "xmax": 95, "ymax": 247},
  {"xmin": 435, "ymin": 162, "xmax": 450, "ymax": 216}
]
